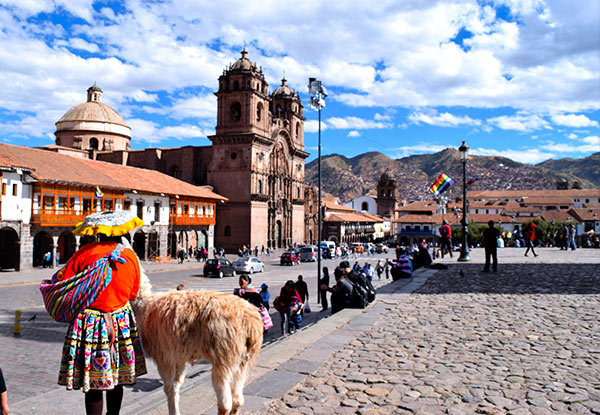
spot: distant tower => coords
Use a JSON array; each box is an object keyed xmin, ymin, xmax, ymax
[
  {"xmin": 55, "ymin": 83, "xmax": 131, "ymax": 152},
  {"xmin": 377, "ymin": 172, "xmax": 398, "ymax": 218}
]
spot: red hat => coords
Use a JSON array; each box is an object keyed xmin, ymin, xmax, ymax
[{"xmin": 530, "ymin": 223, "xmax": 536, "ymax": 227}]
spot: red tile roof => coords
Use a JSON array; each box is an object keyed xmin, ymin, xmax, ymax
[
  {"xmin": 325, "ymin": 212, "xmax": 382, "ymax": 223},
  {"xmin": 469, "ymin": 189, "xmax": 600, "ymax": 199},
  {"xmin": 568, "ymin": 208, "xmax": 600, "ymax": 221},
  {"xmin": 0, "ymin": 143, "xmax": 227, "ymax": 201},
  {"xmin": 521, "ymin": 196, "xmax": 574, "ymax": 205},
  {"xmin": 540, "ymin": 210, "xmax": 577, "ymax": 223}
]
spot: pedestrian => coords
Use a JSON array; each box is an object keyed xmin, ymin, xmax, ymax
[
  {"xmin": 233, "ymin": 275, "xmax": 262, "ymax": 308},
  {"xmin": 43, "ymin": 251, "xmax": 51, "ymax": 268},
  {"xmin": 319, "ymin": 267, "xmax": 330, "ymax": 312},
  {"xmin": 259, "ymin": 283, "xmax": 270, "ymax": 310},
  {"xmin": 321, "ymin": 266, "xmax": 354, "ymax": 314},
  {"xmin": 261, "ymin": 245, "xmax": 265, "ymax": 256},
  {"xmin": 295, "ymin": 275, "xmax": 309, "ymax": 315},
  {"xmin": 482, "ymin": 220, "xmax": 500, "ymax": 272},
  {"xmin": 567, "ymin": 224, "xmax": 577, "ymax": 251},
  {"xmin": 56, "ymin": 251, "xmax": 61, "ymax": 266},
  {"xmin": 365, "ymin": 263, "xmax": 375, "ymax": 283},
  {"xmin": 391, "ymin": 250, "xmax": 412, "ymax": 280},
  {"xmin": 0, "ymin": 367, "xmax": 9, "ymax": 415},
  {"xmin": 178, "ymin": 248, "xmax": 185, "ymax": 263},
  {"xmin": 524, "ymin": 223, "xmax": 538, "ymax": 257},
  {"xmin": 439, "ymin": 219, "xmax": 453, "ymax": 258},
  {"xmin": 254, "ymin": 246, "xmax": 259, "ymax": 257},
  {"xmin": 384, "ymin": 258, "xmax": 391, "ymax": 279},
  {"xmin": 40, "ymin": 210, "xmax": 147, "ymax": 415},
  {"xmin": 376, "ymin": 260, "xmax": 383, "ymax": 280},
  {"xmin": 274, "ymin": 280, "xmax": 304, "ymax": 336},
  {"xmin": 412, "ymin": 243, "xmax": 433, "ymax": 270}
]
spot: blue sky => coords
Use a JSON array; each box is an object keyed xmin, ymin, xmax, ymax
[{"xmin": 0, "ymin": 0, "xmax": 598, "ymax": 164}]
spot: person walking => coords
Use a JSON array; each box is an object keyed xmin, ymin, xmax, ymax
[
  {"xmin": 439, "ymin": 219, "xmax": 453, "ymax": 258},
  {"xmin": 259, "ymin": 283, "xmax": 270, "ymax": 310},
  {"xmin": 40, "ymin": 210, "xmax": 147, "ymax": 415},
  {"xmin": 0, "ymin": 367, "xmax": 9, "ymax": 415},
  {"xmin": 482, "ymin": 220, "xmax": 500, "ymax": 272},
  {"xmin": 524, "ymin": 223, "xmax": 538, "ymax": 257},
  {"xmin": 384, "ymin": 258, "xmax": 391, "ymax": 279},
  {"xmin": 295, "ymin": 275, "xmax": 309, "ymax": 315},
  {"xmin": 318, "ymin": 267, "xmax": 330, "ymax": 312},
  {"xmin": 375, "ymin": 260, "xmax": 384, "ymax": 280},
  {"xmin": 274, "ymin": 281, "xmax": 303, "ymax": 336},
  {"xmin": 567, "ymin": 224, "xmax": 577, "ymax": 251}
]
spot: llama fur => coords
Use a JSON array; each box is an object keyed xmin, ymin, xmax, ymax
[{"xmin": 131, "ymin": 268, "xmax": 263, "ymax": 415}]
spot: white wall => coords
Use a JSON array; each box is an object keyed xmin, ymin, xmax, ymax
[
  {"xmin": 124, "ymin": 193, "xmax": 170, "ymax": 225},
  {"xmin": 1, "ymin": 172, "xmax": 32, "ymax": 223},
  {"xmin": 344, "ymin": 196, "xmax": 377, "ymax": 215}
]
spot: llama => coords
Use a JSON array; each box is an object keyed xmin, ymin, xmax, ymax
[{"xmin": 131, "ymin": 268, "xmax": 263, "ymax": 415}]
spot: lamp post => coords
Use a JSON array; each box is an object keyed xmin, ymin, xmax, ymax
[
  {"xmin": 458, "ymin": 140, "xmax": 470, "ymax": 262},
  {"xmin": 308, "ymin": 78, "xmax": 327, "ymax": 298}
]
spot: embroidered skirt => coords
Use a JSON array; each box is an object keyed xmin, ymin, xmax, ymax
[{"xmin": 58, "ymin": 302, "xmax": 147, "ymax": 392}]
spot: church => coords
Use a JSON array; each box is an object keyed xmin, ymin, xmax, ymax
[{"xmin": 55, "ymin": 50, "xmax": 310, "ymax": 253}]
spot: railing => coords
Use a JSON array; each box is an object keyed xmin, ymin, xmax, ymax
[
  {"xmin": 31, "ymin": 209, "xmax": 94, "ymax": 226},
  {"xmin": 169, "ymin": 214, "xmax": 214, "ymax": 226},
  {"xmin": 400, "ymin": 230, "xmax": 434, "ymax": 235}
]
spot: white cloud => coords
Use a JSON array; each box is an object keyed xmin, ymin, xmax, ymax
[
  {"xmin": 347, "ymin": 130, "xmax": 361, "ymax": 137},
  {"xmin": 304, "ymin": 120, "xmax": 327, "ymax": 133},
  {"xmin": 551, "ymin": 114, "xmax": 599, "ymax": 128},
  {"xmin": 128, "ymin": 118, "xmax": 213, "ymax": 144},
  {"xmin": 487, "ymin": 114, "xmax": 549, "ymax": 132},
  {"xmin": 409, "ymin": 110, "xmax": 482, "ymax": 127},
  {"xmin": 541, "ymin": 142, "xmax": 600, "ymax": 153},
  {"xmin": 374, "ymin": 113, "xmax": 392, "ymax": 121},
  {"xmin": 170, "ymin": 95, "xmax": 217, "ymax": 120},
  {"xmin": 582, "ymin": 135, "xmax": 600, "ymax": 145},
  {"xmin": 390, "ymin": 143, "xmax": 451, "ymax": 158},
  {"xmin": 567, "ymin": 133, "xmax": 578, "ymax": 139},
  {"xmin": 471, "ymin": 147, "xmax": 555, "ymax": 164},
  {"xmin": 326, "ymin": 116, "xmax": 392, "ymax": 130},
  {"xmin": 129, "ymin": 90, "xmax": 158, "ymax": 103}
]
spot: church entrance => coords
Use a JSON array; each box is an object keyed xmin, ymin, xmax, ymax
[
  {"xmin": 33, "ymin": 231, "xmax": 52, "ymax": 267},
  {"xmin": 276, "ymin": 220, "xmax": 282, "ymax": 248}
]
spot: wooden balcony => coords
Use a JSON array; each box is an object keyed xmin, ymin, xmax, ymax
[
  {"xmin": 169, "ymin": 213, "xmax": 214, "ymax": 226},
  {"xmin": 31, "ymin": 209, "xmax": 93, "ymax": 226}
]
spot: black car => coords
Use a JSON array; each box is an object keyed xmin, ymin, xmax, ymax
[{"xmin": 203, "ymin": 258, "xmax": 236, "ymax": 278}]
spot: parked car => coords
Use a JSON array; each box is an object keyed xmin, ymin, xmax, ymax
[
  {"xmin": 375, "ymin": 243, "xmax": 389, "ymax": 254},
  {"xmin": 203, "ymin": 258, "xmax": 236, "ymax": 278},
  {"xmin": 280, "ymin": 251, "xmax": 300, "ymax": 266},
  {"xmin": 300, "ymin": 246, "xmax": 317, "ymax": 262},
  {"xmin": 232, "ymin": 257, "xmax": 265, "ymax": 273}
]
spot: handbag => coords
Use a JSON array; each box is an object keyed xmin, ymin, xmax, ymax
[
  {"xmin": 259, "ymin": 306, "xmax": 273, "ymax": 330},
  {"xmin": 39, "ymin": 244, "xmax": 126, "ymax": 323},
  {"xmin": 304, "ymin": 302, "xmax": 311, "ymax": 313}
]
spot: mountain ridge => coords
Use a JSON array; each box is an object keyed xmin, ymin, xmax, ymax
[{"xmin": 305, "ymin": 150, "xmax": 599, "ymax": 203}]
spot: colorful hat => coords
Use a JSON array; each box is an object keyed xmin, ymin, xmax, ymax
[{"xmin": 73, "ymin": 210, "xmax": 143, "ymax": 236}]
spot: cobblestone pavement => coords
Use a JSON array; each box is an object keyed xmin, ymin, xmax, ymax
[{"xmin": 250, "ymin": 262, "xmax": 600, "ymax": 415}]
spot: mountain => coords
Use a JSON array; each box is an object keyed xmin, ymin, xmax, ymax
[
  {"xmin": 305, "ymin": 149, "xmax": 597, "ymax": 203},
  {"xmin": 537, "ymin": 152, "xmax": 600, "ymax": 187}
]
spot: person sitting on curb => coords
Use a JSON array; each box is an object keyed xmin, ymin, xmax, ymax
[{"xmin": 321, "ymin": 266, "xmax": 354, "ymax": 314}]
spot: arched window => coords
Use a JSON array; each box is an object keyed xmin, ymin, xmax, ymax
[
  {"xmin": 171, "ymin": 165, "xmax": 180, "ymax": 178},
  {"xmin": 361, "ymin": 201, "xmax": 369, "ymax": 211},
  {"xmin": 276, "ymin": 104, "xmax": 281, "ymax": 114},
  {"xmin": 89, "ymin": 137, "xmax": 99, "ymax": 150},
  {"xmin": 257, "ymin": 102, "xmax": 262, "ymax": 121},
  {"xmin": 277, "ymin": 177, "xmax": 282, "ymax": 192},
  {"xmin": 224, "ymin": 225, "xmax": 231, "ymax": 237},
  {"xmin": 257, "ymin": 179, "xmax": 262, "ymax": 194},
  {"xmin": 230, "ymin": 102, "xmax": 241, "ymax": 122},
  {"xmin": 297, "ymin": 187, "xmax": 301, "ymax": 198},
  {"xmin": 295, "ymin": 122, "xmax": 300, "ymax": 138},
  {"xmin": 233, "ymin": 80, "xmax": 239, "ymax": 90}
]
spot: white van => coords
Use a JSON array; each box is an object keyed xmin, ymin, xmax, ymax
[
  {"xmin": 300, "ymin": 246, "xmax": 317, "ymax": 262},
  {"xmin": 321, "ymin": 241, "xmax": 336, "ymax": 251}
]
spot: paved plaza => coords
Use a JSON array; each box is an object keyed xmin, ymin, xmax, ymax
[{"xmin": 1, "ymin": 247, "xmax": 598, "ymax": 414}]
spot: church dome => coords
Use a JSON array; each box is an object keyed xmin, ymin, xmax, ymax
[
  {"xmin": 55, "ymin": 83, "xmax": 131, "ymax": 137},
  {"xmin": 231, "ymin": 49, "xmax": 257, "ymax": 71},
  {"xmin": 272, "ymin": 78, "xmax": 294, "ymax": 97}
]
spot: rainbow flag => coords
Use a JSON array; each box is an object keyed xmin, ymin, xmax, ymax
[
  {"xmin": 95, "ymin": 186, "xmax": 104, "ymax": 198},
  {"xmin": 466, "ymin": 177, "xmax": 479, "ymax": 187},
  {"xmin": 429, "ymin": 173, "xmax": 454, "ymax": 196}
]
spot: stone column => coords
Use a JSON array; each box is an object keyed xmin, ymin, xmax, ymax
[
  {"xmin": 75, "ymin": 235, "xmax": 81, "ymax": 252},
  {"xmin": 51, "ymin": 235, "xmax": 59, "ymax": 269}
]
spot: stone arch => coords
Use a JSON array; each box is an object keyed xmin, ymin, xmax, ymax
[
  {"xmin": 33, "ymin": 230, "xmax": 53, "ymax": 267},
  {"xmin": 0, "ymin": 227, "xmax": 20, "ymax": 270},
  {"xmin": 133, "ymin": 230, "xmax": 146, "ymax": 260},
  {"xmin": 168, "ymin": 231, "xmax": 177, "ymax": 257},
  {"xmin": 178, "ymin": 230, "xmax": 188, "ymax": 252},
  {"xmin": 89, "ymin": 137, "xmax": 99, "ymax": 150},
  {"xmin": 57, "ymin": 231, "xmax": 76, "ymax": 264},
  {"xmin": 199, "ymin": 230, "xmax": 208, "ymax": 250},
  {"xmin": 257, "ymin": 179, "xmax": 262, "ymax": 194},
  {"xmin": 188, "ymin": 230, "xmax": 198, "ymax": 250},
  {"xmin": 361, "ymin": 201, "xmax": 369, "ymax": 211}
]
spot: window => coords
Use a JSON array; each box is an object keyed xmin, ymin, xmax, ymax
[
  {"xmin": 257, "ymin": 179, "xmax": 262, "ymax": 194},
  {"xmin": 83, "ymin": 198, "xmax": 92, "ymax": 212},
  {"xmin": 104, "ymin": 199, "xmax": 113, "ymax": 210},
  {"xmin": 278, "ymin": 177, "xmax": 282, "ymax": 192},
  {"xmin": 230, "ymin": 102, "xmax": 241, "ymax": 121},
  {"xmin": 297, "ymin": 187, "xmax": 300, "ymax": 198},
  {"xmin": 183, "ymin": 203, "xmax": 189, "ymax": 215},
  {"xmin": 257, "ymin": 103, "xmax": 262, "ymax": 121},
  {"xmin": 154, "ymin": 202, "xmax": 160, "ymax": 222},
  {"xmin": 295, "ymin": 123, "xmax": 299, "ymax": 138},
  {"xmin": 231, "ymin": 152, "xmax": 237, "ymax": 160},
  {"xmin": 43, "ymin": 196, "xmax": 54, "ymax": 211},
  {"xmin": 124, "ymin": 199, "xmax": 131, "ymax": 210},
  {"xmin": 361, "ymin": 202, "xmax": 369, "ymax": 211},
  {"xmin": 89, "ymin": 137, "xmax": 99, "ymax": 150},
  {"xmin": 1, "ymin": 183, "xmax": 5, "ymax": 195},
  {"xmin": 224, "ymin": 225, "xmax": 231, "ymax": 236},
  {"xmin": 12, "ymin": 183, "xmax": 18, "ymax": 196},
  {"xmin": 137, "ymin": 201, "xmax": 144, "ymax": 219},
  {"xmin": 233, "ymin": 80, "xmax": 239, "ymax": 90}
]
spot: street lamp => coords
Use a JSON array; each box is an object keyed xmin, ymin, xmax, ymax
[
  {"xmin": 308, "ymin": 78, "xmax": 327, "ymax": 298},
  {"xmin": 458, "ymin": 140, "xmax": 470, "ymax": 262}
]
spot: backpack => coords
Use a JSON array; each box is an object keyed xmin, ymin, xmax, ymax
[
  {"xmin": 348, "ymin": 270, "xmax": 376, "ymax": 303},
  {"xmin": 351, "ymin": 283, "xmax": 368, "ymax": 309},
  {"xmin": 440, "ymin": 225, "xmax": 449, "ymax": 236}
]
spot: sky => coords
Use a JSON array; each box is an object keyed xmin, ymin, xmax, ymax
[{"xmin": 0, "ymin": 0, "xmax": 598, "ymax": 164}]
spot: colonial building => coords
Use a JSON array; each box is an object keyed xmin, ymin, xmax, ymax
[
  {"xmin": 0, "ymin": 143, "xmax": 226, "ymax": 271},
  {"xmin": 60, "ymin": 50, "xmax": 311, "ymax": 252}
]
